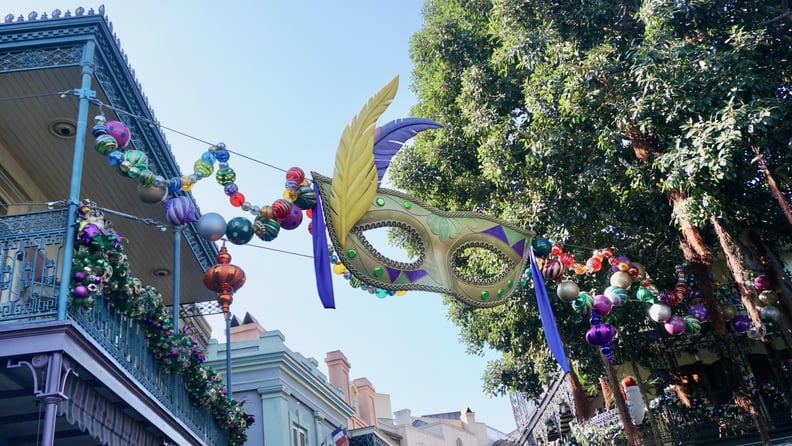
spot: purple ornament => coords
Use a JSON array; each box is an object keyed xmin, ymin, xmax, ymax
[
  {"xmin": 277, "ymin": 204, "xmax": 303, "ymax": 230},
  {"xmin": 754, "ymin": 275, "xmax": 771, "ymax": 292},
  {"xmin": 223, "ymin": 183, "xmax": 239, "ymax": 196},
  {"xmin": 730, "ymin": 314, "xmax": 751, "ymax": 333},
  {"xmin": 688, "ymin": 303, "xmax": 709, "ymax": 322},
  {"xmin": 592, "ymin": 294, "xmax": 613, "ymax": 315},
  {"xmin": 585, "ymin": 323, "xmax": 617, "ymax": 346},
  {"xmin": 164, "ymin": 196, "xmax": 197, "ymax": 226},
  {"xmin": 74, "ymin": 271, "xmax": 87, "ymax": 281},
  {"xmin": 78, "ymin": 224, "xmax": 101, "ymax": 244},
  {"xmin": 105, "ymin": 120, "xmax": 131, "ymax": 148},
  {"xmin": 73, "ymin": 285, "xmax": 89, "ymax": 297}
]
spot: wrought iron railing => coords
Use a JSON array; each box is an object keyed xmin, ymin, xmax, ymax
[{"xmin": 0, "ymin": 209, "xmax": 228, "ymax": 445}]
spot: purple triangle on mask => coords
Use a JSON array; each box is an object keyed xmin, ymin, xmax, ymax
[
  {"xmin": 387, "ymin": 267, "xmax": 401, "ymax": 283},
  {"xmin": 512, "ymin": 238, "xmax": 526, "ymax": 257},
  {"xmin": 404, "ymin": 269, "xmax": 428, "ymax": 283},
  {"xmin": 482, "ymin": 225, "xmax": 508, "ymax": 243}
]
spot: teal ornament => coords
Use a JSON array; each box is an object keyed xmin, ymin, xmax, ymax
[
  {"xmin": 197, "ymin": 212, "xmax": 227, "ymax": 241},
  {"xmin": 95, "ymin": 134, "xmax": 118, "ymax": 156},
  {"xmin": 123, "ymin": 150, "xmax": 148, "ymax": 170},
  {"xmin": 294, "ymin": 185, "xmax": 317, "ymax": 210},
  {"xmin": 375, "ymin": 288, "xmax": 388, "ymax": 298},
  {"xmin": 635, "ymin": 286, "xmax": 654, "ymax": 303},
  {"xmin": 604, "ymin": 285, "xmax": 628, "ymax": 306},
  {"xmin": 253, "ymin": 216, "xmax": 280, "ymax": 242},
  {"xmin": 683, "ymin": 315, "xmax": 702, "ymax": 335},
  {"xmin": 531, "ymin": 237, "xmax": 553, "ymax": 257},
  {"xmin": 225, "ymin": 217, "xmax": 254, "ymax": 245},
  {"xmin": 572, "ymin": 292, "xmax": 593, "ymax": 314}
]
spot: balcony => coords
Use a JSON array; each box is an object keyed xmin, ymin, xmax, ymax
[{"xmin": 0, "ymin": 208, "xmax": 229, "ymax": 445}]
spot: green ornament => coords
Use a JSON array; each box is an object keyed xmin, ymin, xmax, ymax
[{"xmin": 216, "ymin": 166, "xmax": 237, "ymax": 185}]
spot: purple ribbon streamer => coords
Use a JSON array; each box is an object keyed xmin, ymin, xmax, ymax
[
  {"xmin": 312, "ymin": 182, "xmax": 335, "ymax": 309},
  {"xmin": 530, "ymin": 247, "xmax": 571, "ymax": 373}
]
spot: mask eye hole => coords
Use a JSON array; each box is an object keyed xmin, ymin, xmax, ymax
[
  {"xmin": 451, "ymin": 242, "xmax": 514, "ymax": 285},
  {"xmin": 353, "ymin": 221, "xmax": 425, "ymax": 270}
]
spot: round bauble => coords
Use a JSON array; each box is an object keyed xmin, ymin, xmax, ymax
[
  {"xmin": 604, "ymin": 285, "xmax": 628, "ymax": 307},
  {"xmin": 649, "ymin": 303, "xmax": 672, "ymax": 323},
  {"xmin": 225, "ymin": 217, "xmax": 254, "ymax": 245},
  {"xmin": 105, "ymin": 120, "xmax": 131, "ymax": 148},
  {"xmin": 729, "ymin": 314, "xmax": 751, "ymax": 333},
  {"xmin": 572, "ymin": 292, "xmax": 593, "ymax": 314},
  {"xmin": 531, "ymin": 238, "xmax": 553, "ymax": 257},
  {"xmin": 760, "ymin": 305, "xmax": 781, "ymax": 322},
  {"xmin": 592, "ymin": 294, "xmax": 613, "ymax": 315},
  {"xmin": 610, "ymin": 271, "xmax": 632, "ymax": 289},
  {"xmin": 687, "ymin": 303, "xmax": 709, "ymax": 322},
  {"xmin": 137, "ymin": 183, "xmax": 167, "ymax": 204},
  {"xmin": 542, "ymin": 258, "xmax": 565, "ymax": 282},
  {"xmin": 556, "ymin": 280, "xmax": 579, "ymax": 303},
  {"xmin": 758, "ymin": 290, "xmax": 779, "ymax": 306},
  {"xmin": 196, "ymin": 213, "xmax": 227, "ymax": 241},
  {"xmin": 664, "ymin": 315, "xmax": 686, "ymax": 336},
  {"xmin": 747, "ymin": 324, "xmax": 767, "ymax": 340},
  {"xmin": 683, "ymin": 315, "xmax": 701, "ymax": 335},
  {"xmin": 164, "ymin": 196, "xmax": 197, "ymax": 226},
  {"xmin": 753, "ymin": 275, "xmax": 771, "ymax": 292},
  {"xmin": 719, "ymin": 303, "xmax": 738, "ymax": 321},
  {"xmin": 253, "ymin": 216, "xmax": 280, "ymax": 242},
  {"xmin": 277, "ymin": 203, "xmax": 304, "ymax": 230}
]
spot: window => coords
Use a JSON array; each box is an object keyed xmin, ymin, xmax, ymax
[
  {"xmin": 456, "ymin": 438, "xmax": 464, "ymax": 446},
  {"xmin": 292, "ymin": 425, "xmax": 307, "ymax": 446}
]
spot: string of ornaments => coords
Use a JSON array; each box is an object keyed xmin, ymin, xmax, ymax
[{"xmin": 90, "ymin": 115, "xmax": 317, "ymax": 243}]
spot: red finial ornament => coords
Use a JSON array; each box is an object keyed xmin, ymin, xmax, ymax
[{"xmin": 202, "ymin": 242, "xmax": 246, "ymax": 319}]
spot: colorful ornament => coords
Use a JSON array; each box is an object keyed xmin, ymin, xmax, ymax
[
  {"xmin": 635, "ymin": 286, "xmax": 655, "ymax": 303},
  {"xmin": 592, "ymin": 294, "xmax": 613, "ymax": 315},
  {"xmin": 572, "ymin": 292, "xmax": 593, "ymax": 314},
  {"xmin": 753, "ymin": 275, "xmax": 771, "ymax": 291},
  {"xmin": 603, "ymin": 285, "xmax": 627, "ymax": 306},
  {"xmin": 105, "ymin": 120, "xmax": 131, "ymax": 148},
  {"xmin": 137, "ymin": 183, "xmax": 167, "ymax": 204},
  {"xmin": 585, "ymin": 323, "xmax": 617, "ymax": 346},
  {"xmin": 585, "ymin": 256, "xmax": 603, "ymax": 273},
  {"xmin": 95, "ymin": 133, "xmax": 119, "ymax": 156},
  {"xmin": 649, "ymin": 303, "xmax": 672, "ymax": 323},
  {"xmin": 719, "ymin": 303, "xmax": 738, "ymax": 321},
  {"xmin": 664, "ymin": 315, "xmax": 686, "ymax": 335},
  {"xmin": 760, "ymin": 305, "xmax": 781, "ymax": 322},
  {"xmin": 225, "ymin": 217, "xmax": 254, "ymax": 245},
  {"xmin": 556, "ymin": 280, "xmax": 579, "ymax": 303},
  {"xmin": 277, "ymin": 203, "xmax": 303, "ymax": 230},
  {"xmin": 271, "ymin": 198, "xmax": 292, "ymax": 220},
  {"xmin": 531, "ymin": 238, "xmax": 553, "ymax": 257},
  {"xmin": 683, "ymin": 315, "xmax": 702, "ymax": 335},
  {"xmin": 253, "ymin": 217, "xmax": 280, "ymax": 242},
  {"xmin": 294, "ymin": 185, "xmax": 317, "ymax": 210},
  {"xmin": 196, "ymin": 213, "xmax": 227, "ymax": 241},
  {"xmin": 164, "ymin": 196, "xmax": 198, "ymax": 226},
  {"xmin": 730, "ymin": 314, "xmax": 751, "ymax": 333},
  {"xmin": 758, "ymin": 290, "xmax": 779, "ymax": 306},
  {"xmin": 542, "ymin": 258, "xmax": 565, "ymax": 282},
  {"xmin": 688, "ymin": 303, "xmax": 709, "ymax": 322},
  {"xmin": 610, "ymin": 271, "xmax": 632, "ymax": 289}
]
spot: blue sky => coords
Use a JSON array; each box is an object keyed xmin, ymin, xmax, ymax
[{"xmin": 5, "ymin": 1, "xmax": 518, "ymax": 434}]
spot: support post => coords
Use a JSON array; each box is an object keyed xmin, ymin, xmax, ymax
[
  {"xmin": 57, "ymin": 41, "xmax": 96, "ymax": 320},
  {"xmin": 172, "ymin": 225, "xmax": 182, "ymax": 332},
  {"xmin": 226, "ymin": 312, "xmax": 233, "ymax": 394}
]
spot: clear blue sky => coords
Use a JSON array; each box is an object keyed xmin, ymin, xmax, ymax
[{"xmin": 6, "ymin": 0, "xmax": 518, "ymax": 434}]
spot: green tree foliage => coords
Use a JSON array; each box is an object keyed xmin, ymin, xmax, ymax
[{"xmin": 392, "ymin": 0, "xmax": 792, "ymax": 400}]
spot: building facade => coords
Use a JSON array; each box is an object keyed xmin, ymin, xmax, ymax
[{"xmin": 0, "ymin": 7, "xmax": 240, "ymax": 446}]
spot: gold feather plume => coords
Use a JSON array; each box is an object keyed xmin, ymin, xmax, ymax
[{"xmin": 330, "ymin": 76, "xmax": 399, "ymax": 249}]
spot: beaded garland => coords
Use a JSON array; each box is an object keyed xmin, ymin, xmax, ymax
[{"xmin": 90, "ymin": 115, "xmax": 316, "ymax": 242}]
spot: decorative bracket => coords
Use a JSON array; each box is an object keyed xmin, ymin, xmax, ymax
[{"xmin": 7, "ymin": 352, "xmax": 78, "ymax": 399}]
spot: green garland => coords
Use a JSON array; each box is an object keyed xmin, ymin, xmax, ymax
[{"xmin": 68, "ymin": 201, "xmax": 253, "ymax": 445}]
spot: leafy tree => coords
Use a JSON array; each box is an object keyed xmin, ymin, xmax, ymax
[{"xmin": 393, "ymin": 0, "xmax": 792, "ymax": 443}]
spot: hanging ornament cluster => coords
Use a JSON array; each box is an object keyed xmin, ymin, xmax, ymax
[
  {"xmin": 194, "ymin": 164, "xmax": 316, "ymax": 244},
  {"xmin": 327, "ymin": 245, "xmax": 407, "ymax": 298},
  {"xmin": 645, "ymin": 264, "xmax": 707, "ymax": 336}
]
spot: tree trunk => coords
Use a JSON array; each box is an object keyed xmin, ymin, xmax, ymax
[
  {"xmin": 567, "ymin": 371, "xmax": 593, "ymax": 421},
  {"xmin": 752, "ymin": 144, "xmax": 792, "ymax": 230},
  {"xmin": 630, "ymin": 360, "xmax": 664, "ymax": 446},
  {"xmin": 668, "ymin": 189, "xmax": 712, "ymax": 263},
  {"xmin": 600, "ymin": 353, "xmax": 641, "ymax": 446},
  {"xmin": 710, "ymin": 216, "xmax": 772, "ymax": 445}
]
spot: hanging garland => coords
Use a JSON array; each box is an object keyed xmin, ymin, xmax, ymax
[{"xmin": 68, "ymin": 201, "xmax": 254, "ymax": 445}]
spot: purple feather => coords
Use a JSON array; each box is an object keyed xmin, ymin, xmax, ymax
[{"xmin": 373, "ymin": 118, "xmax": 442, "ymax": 186}]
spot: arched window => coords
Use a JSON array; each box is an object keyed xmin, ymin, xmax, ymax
[{"xmin": 456, "ymin": 438, "xmax": 463, "ymax": 446}]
